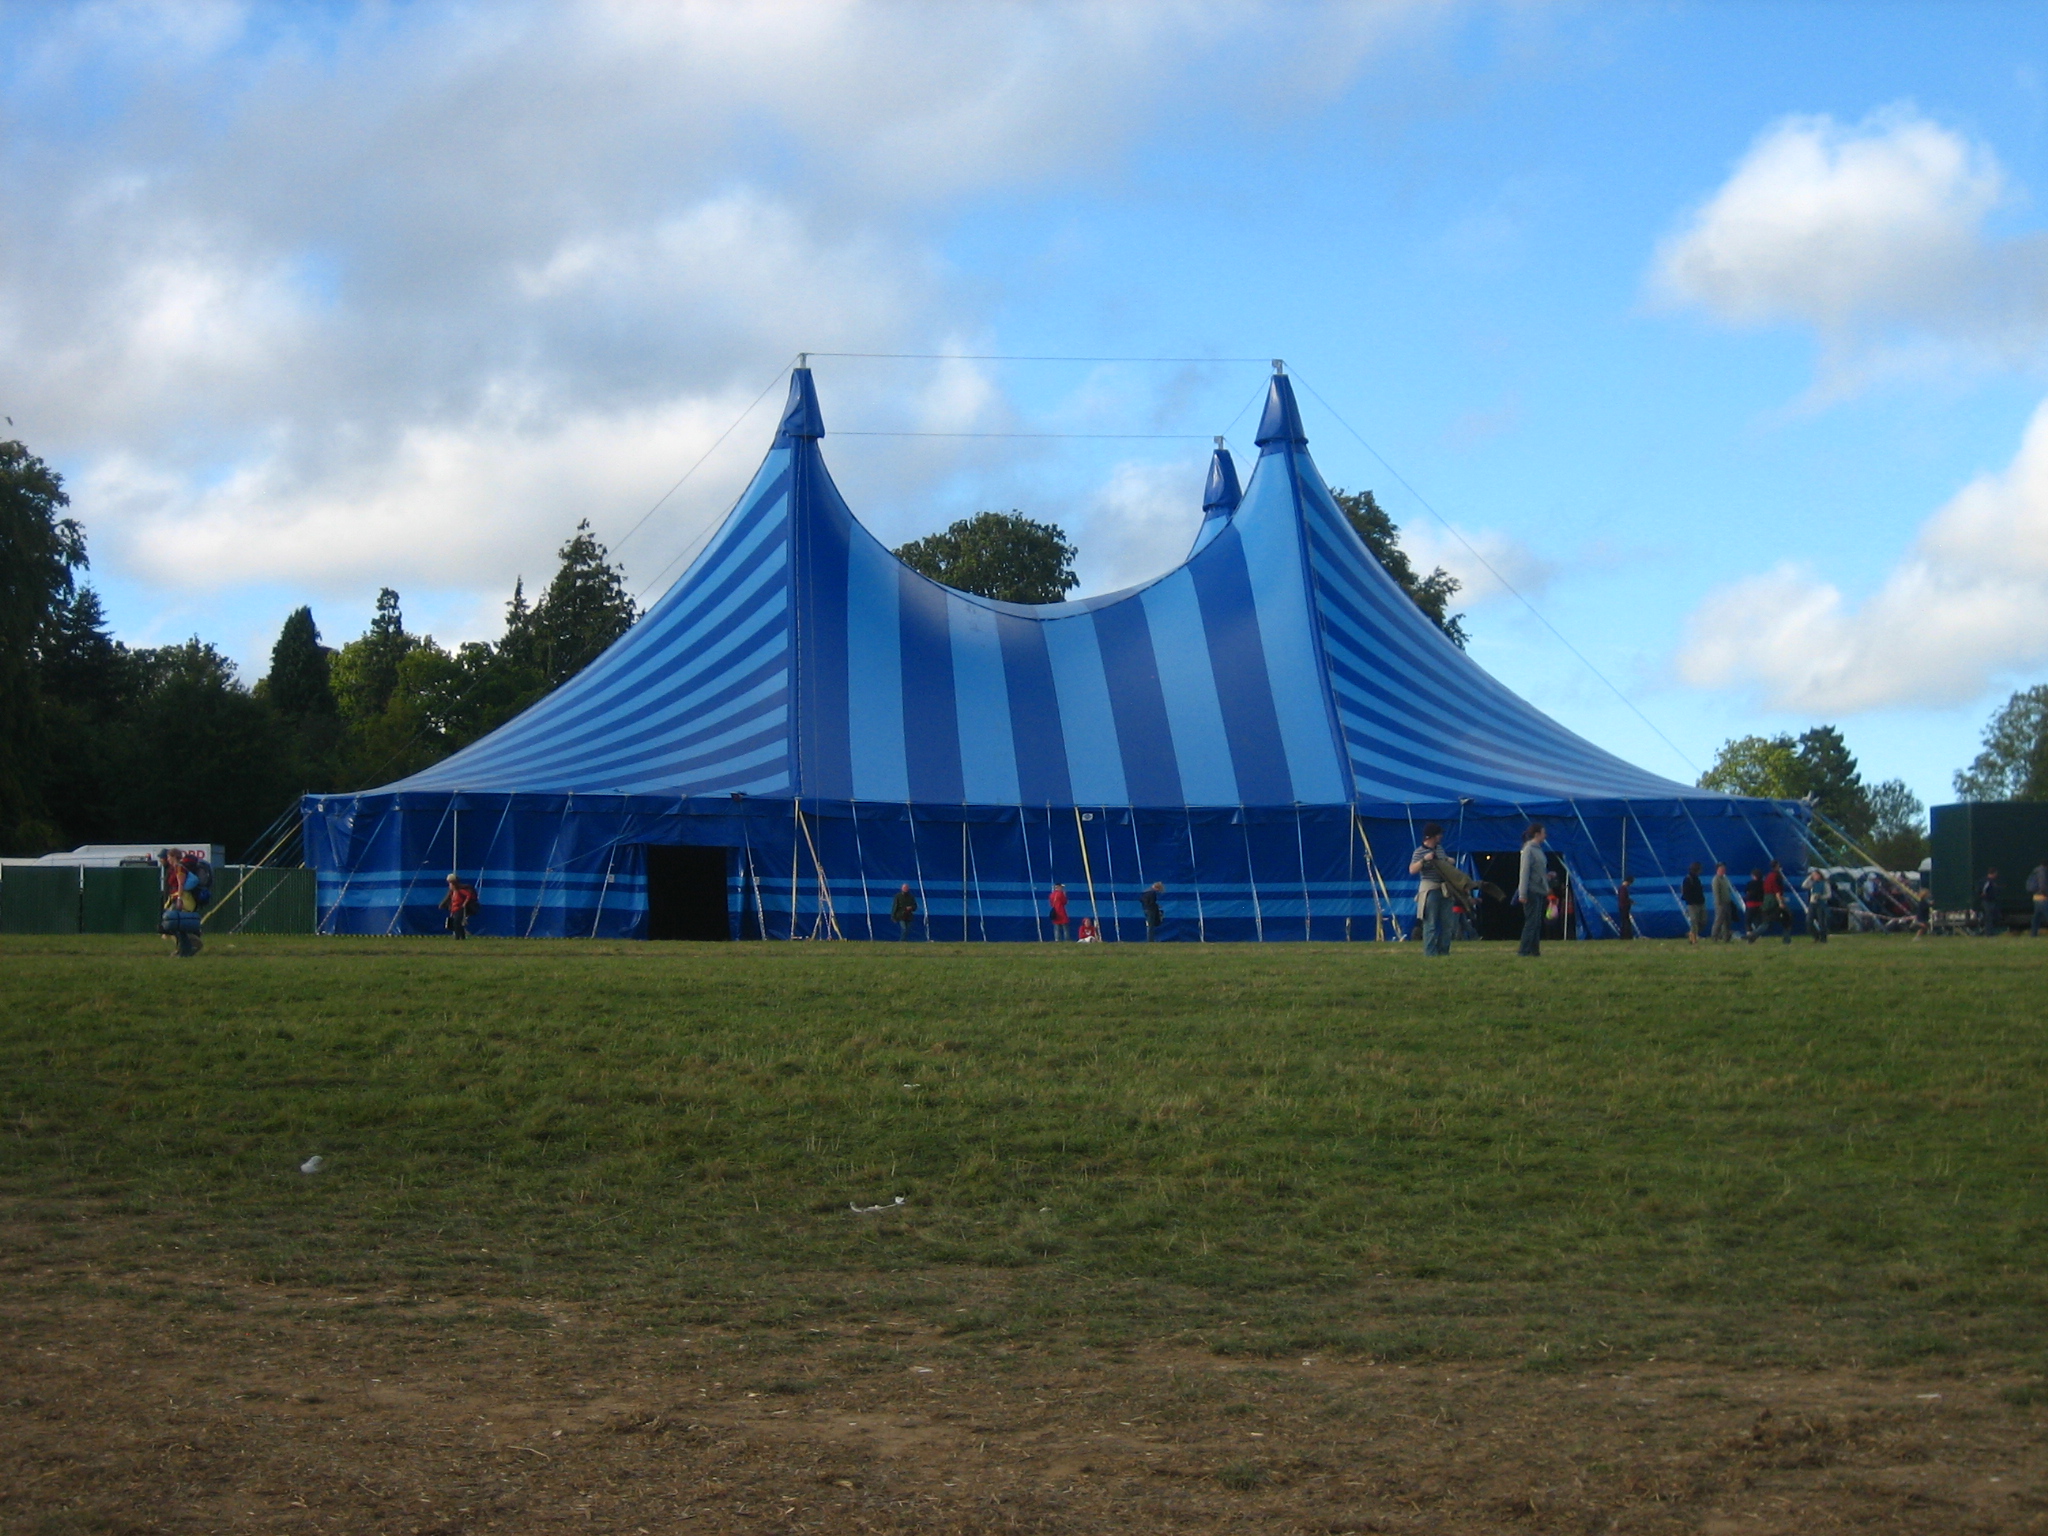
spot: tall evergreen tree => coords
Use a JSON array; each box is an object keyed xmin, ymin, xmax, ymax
[
  {"xmin": 1328, "ymin": 488, "xmax": 1468, "ymax": 648},
  {"xmin": 0, "ymin": 439, "xmax": 84, "ymax": 851},
  {"xmin": 526, "ymin": 521, "xmax": 636, "ymax": 686},
  {"xmin": 330, "ymin": 588, "xmax": 418, "ymax": 726},
  {"xmin": 263, "ymin": 606, "xmax": 337, "ymax": 717}
]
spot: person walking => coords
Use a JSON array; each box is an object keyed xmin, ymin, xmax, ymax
[
  {"xmin": 1141, "ymin": 881, "xmax": 1166, "ymax": 942},
  {"xmin": 1681, "ymin": 862, "xmax": 1706, "ymax": 947},
  {"xmin": 1741, "ymin": 868, "xmax": 1765, "ymax": 943},
  {"xmin": 1410, "ymin": 822, "xmax": 1455, "ymax": 957},
  {"xmin": 1803, "ymin": 866, "xmax": 1830, "ymax": 943},
  {"xmin": 890, "ymin": 883, "xmax": 917, "ymax": 941},
  {"xmin": 440, "ymin": 872, "xmax": 477, "ymax": 939},
  {"xmin": 1048, "ymin": 882, "xmax": 1070, "ymax": 940},
  {"xmin": 1760, "ymin": 862, "xmax": 1792, "ymax": 945},
  {"xmin": 2027, "ymin": 860, "xmax": 2048, "ymax": 937},
  {"xmin": 1513, "ymin": 822, "xmax": 1548, "ymax": 957},
  {"xmin": 1616, "ymin": 875, "xmax": 1635, "ymax": 940},
  {"xmin": 1980, "ymin": 867, "xmax": 2003, "ymax": 937},
  {"xmin": 1711, "ymin": 863, "xmax": 1737, "ymax": 943}
]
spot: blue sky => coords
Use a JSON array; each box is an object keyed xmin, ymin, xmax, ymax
[{"xmin": 4, "ymin": 1, "xmax": 2047, "ymax": 813}]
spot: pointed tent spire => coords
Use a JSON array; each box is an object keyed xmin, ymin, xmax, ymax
[
  {"xmin": 1202, "ymin": 437, "xmax": 1242, "ymax": 516},
  {"xmin": 1254, "ymin": 363, "xmax": 1306, "ymax": 451},
  {"xmin": 773, "ymin": 363, "xmax": 825, "ymax": 447}
]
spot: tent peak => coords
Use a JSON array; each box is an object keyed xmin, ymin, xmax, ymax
[
  {"xmin": 1254, "ymin": 372, "xmax": 1306, "ymax": 450},
  {"xmin": 774, "ymin": 366, "xmax": 825, "ymax": 446},
  {"xmin": 1202, "ymin": 442, "xmax": 1242, "ymax": 515}
]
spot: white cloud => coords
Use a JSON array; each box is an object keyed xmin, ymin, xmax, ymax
[
  {"xmin": 1401, "ymin": 520, "xmax": 1554, "ymax": 605},
  {"xmin": 1650, "ymin": 106, "xmax": 2048, "ymax": 394},
  {"xmin": 0, "ymin": 2, "xmax": 1430, "ymax": 649},
  {"xmin": 1073, "ymin": 459, "xmax": 1206, "ymax": 595},
  {"xmin": 1677, "ymin": 394, "xmax": 2048, "ymax": 711}
]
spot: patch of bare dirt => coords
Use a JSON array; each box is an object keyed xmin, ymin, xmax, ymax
[{"xmin": 4, "ymin": 1249, "xmax": 2046, "ymax": 1533}]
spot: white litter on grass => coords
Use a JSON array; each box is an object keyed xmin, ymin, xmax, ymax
[
  {"xmin": 300, "ymin": 1156, "xmax": 325, "ymax": 1175},
  {"xmin": 850, "ymin": 1196, "xmax": 906, "ymax": 1214}
]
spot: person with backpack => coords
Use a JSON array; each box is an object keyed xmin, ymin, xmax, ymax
[
  {"xmin": 441, "ymin": 873, "xmax": 478, "ymax": 939},
  {"xmin": 1681, "ymin": 862, "xmax": 1706, "ymax": 947}
]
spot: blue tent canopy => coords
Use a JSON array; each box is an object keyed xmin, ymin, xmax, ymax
[{"xmin": 304, "ymin": 366, "xmax": 1808, "ymax": 939}]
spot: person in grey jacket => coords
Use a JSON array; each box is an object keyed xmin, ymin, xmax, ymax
[
  {"xmin": 1710, "ymin": 863, "xmax": 1736, "ymax": 943},
  {"xmin": 1514, "ymin": 822, "xmax": 1548, "ymax": 957}
]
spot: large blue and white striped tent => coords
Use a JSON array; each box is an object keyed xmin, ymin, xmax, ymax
[{"xmin": 303, "ymin": 366, "xmax": 1808, "ymax": 939}]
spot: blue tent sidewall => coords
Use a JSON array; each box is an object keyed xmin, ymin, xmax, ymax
[{"xmin": 301, "ymin": 792, "xmax": 1810, "ymax": 941}]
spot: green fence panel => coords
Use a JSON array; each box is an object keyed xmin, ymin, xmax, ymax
[
  {"xmin": 1, "ymin": 866, "xmax": 82, "ymax": 934},
  {"xmin": 82, "ymin": 866, "xmax": 164, "ymax": 933},
  {"xmin": 213, "ymin": 867, "xmax": 316, "ymax": 934}
]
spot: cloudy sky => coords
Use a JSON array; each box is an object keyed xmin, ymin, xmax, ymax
[{"xmin": 5, "ymin": 1, "xmax": 2047, "ymax": 811}]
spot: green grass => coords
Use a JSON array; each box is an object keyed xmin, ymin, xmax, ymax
[{"xmin": 4, "ymin": 933, "xmax": 2044, "ymax": 1368}]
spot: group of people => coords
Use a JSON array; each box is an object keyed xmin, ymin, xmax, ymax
[
  {"xmin": 1979, "ymin": 861, "xmax": 2048, "ymax": 937},
  {"xmin": 1672, "ymin": 859, "xmax": 1820, "ymax": 945},
  {"xmin": 1410, "ymin": 820, "xmax": 1559, "ymax": 957},
  {"xmin": 888, "ymin": 879, "xmax": 1172, "ymax": 942}
]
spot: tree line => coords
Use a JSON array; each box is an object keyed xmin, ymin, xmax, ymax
[
  {"xmin": 25, "ymin": 427, "xmax": 2030, "ymax": 871},
  {"xmin": 2, "ymin": 438, "xmax": 635, "ymax": 857}
]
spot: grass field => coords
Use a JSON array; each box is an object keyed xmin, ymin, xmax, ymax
[{"xmin": 5, "ymin": 933, "xmax": 2047, "ymax": 1532}]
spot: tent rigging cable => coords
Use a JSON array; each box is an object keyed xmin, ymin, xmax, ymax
[{"xmin": 1293, "ymin": 375, "xmax": 1701, "ymax": 777}]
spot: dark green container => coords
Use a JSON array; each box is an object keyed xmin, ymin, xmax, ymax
[
  {"xmin": 211, "ymin": 867, "xmax": 316, "ymax": 934},
  {"xmin": 82, "ymin": 866, "xmax": 165, "ymax": 933},
  {"xmin": 1930, "ymin": 802, "xmax": 2048, "ymax": 918},
  {"xmin": 1, "ymin": 866, "xmax": 82, "ymax": 933}
]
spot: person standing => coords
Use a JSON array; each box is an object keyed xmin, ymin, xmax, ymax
[
  {"xmin": 1513, "ymin": 822, "xmax": 1548, "ymax": 957},
  {"xmin": 1616, "ymin": 875, "xmax": 1635, "ymax": 940},
  {"xmin": 1759, "ymin": 862, "xmax": 1792, "ymax": 945},
  {"xmin": 1141, "ymin": 881, "xmax": 1166, "ymax": 942},
  {"xmin": 890, "ymin": 883, "xmax": 916, "ymax": 941},
  {"xmin": 1710, "ymin": 863, "xmax": 1736, "ymax": 943},
  {"xmin": 1803, "ymin": 866, "xmax": 1830, "ymax": 944},
  {"xmin": 1048, "ymin": 882, "xmax": 1070, "ymax": 941},
  {"xmin": 1409, "ymin": 822, "xmax": 1455, "ymax": 957},
  {"xmin": 2027, "ymin": 860, "xmax": 2048, "ymax": 937},
  {"xmin": 1980, "ymin": 867, "xmax": 2003, "ymax": 937},
  {"xmin": 440, "ymin": 873, "xmax": 477, "ymax": 939},
  {"xmin": 1741, "ymin": 868, "xmax": 1765, "ymax": 944},
  {"xmin": 1681, "ymin": 862, "xmax": 1706, "ymax": 947}
]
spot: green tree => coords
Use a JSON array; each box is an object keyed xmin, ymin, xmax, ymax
[
  {"xmin": 523, "ymin": 520, "xmax": 636, "ymax": 687},
  {"xmin": 37, "ymin": 587, "xmax": 137, "ymax": 847},
  {"xmin": 1791, "ymin": 725, "xmax": 1875, "ymax": 842},
  {"xmin": 1700, "ymin": 725, "xmax": 1876, "ymax": 845},
  {"xmin": 1953, "ymin": 685, "xmax": 2048, "ymax": 801},
  {"xmin": 1328, "ymin": 487, "xmax": 1468, "ymax": 649},
  {"xmin": 1698, "ymin": 734, "xmax": 1805, "ymax": 799},
  {"xmin": 262, "ymin": 606, "xmax": 337, "ymax": 717},
  {"xmin": 894, "ymin": 511, "xmax": 1079, "ymax": 605},
  {"xmin": 1867, "ymin": 778, "xmax": 1929, "ymax": 870},
  {"xmin": 330, "ymin": 588, "xmax": 419, "ymax": 728},
  {"xmin": 0, "ymin": 439, "xmax": 84, "ymax": 851}
]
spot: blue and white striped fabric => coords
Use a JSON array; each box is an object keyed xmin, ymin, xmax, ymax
[
  {"xmin": 389, "ymin": 368, "xmax": 1703, "ymax": 811},
  {"xmin": 309, "ymin": 366, "xmax": 1811, "ymax": 941}
]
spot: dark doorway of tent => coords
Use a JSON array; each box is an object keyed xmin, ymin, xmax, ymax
[
  {"xmin": 1468, "ymin": 851, "xmax": 1575, "ymax": 941},
  {"xmin": 643, "ymin": 846, "xmax": 737, "ymax": 941}
]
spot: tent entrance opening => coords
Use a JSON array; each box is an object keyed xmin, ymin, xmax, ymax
[
  {"xmin": 644, "ymin": 846, "xmax": 733, "ymax": 941},
  {"xmin": 1468, "ymin": 851, "xmax": 1572, "ymax": 941}
]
